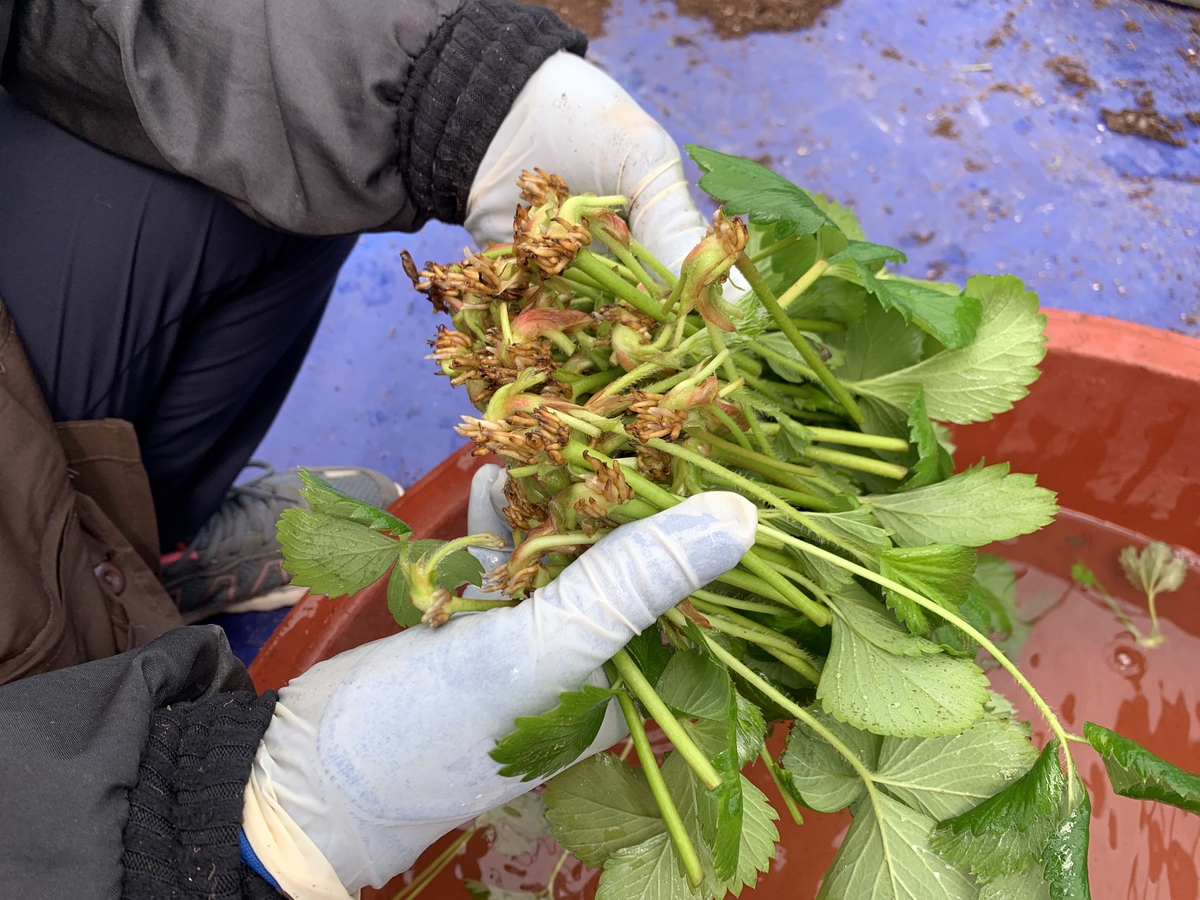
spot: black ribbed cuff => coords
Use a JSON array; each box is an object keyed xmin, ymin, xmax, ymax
[
  {"xmin": 121, "ymin": 689, "xmax": 279, "ymax": 900},
  {"xmin": 399, "ymin": 0, "xmax": 587, "ymax": 226}
]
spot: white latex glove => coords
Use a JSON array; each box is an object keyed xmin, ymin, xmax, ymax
[
  {"xmin": 245, "ymin": 483, "xmax": 757, "ymax": 896},
  {"xmin": 465, "ymin": 51, "xmax": 705, "ymax": 274}
]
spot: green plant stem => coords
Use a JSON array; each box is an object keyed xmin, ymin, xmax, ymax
[
  {"xmin": 572, "ymin": 250, "xmax": 667, "ymax": 322},
  {"xmin": 749, "ymin": 548, "xmax": 834, "ymax": 606},
  {"xmin": 561, "ymin": 267, "xmax": 607, "ymax": 293},
  {"xmin": 757, "ymin": 524, "xmax": 1081, "ymax": 802},
  {"xmin": 610, "ymin": 649, "xmax": 723, "ymax": 790},
  {"xmin": 425, "ymin": 533, "xmax": 506, "ymax": 570},
  {"xmin": 688, "ymin": 599, "xmax": 820, "ymax": 683},
  {"xmin": 390, "ymin": 828, "xmax": 476, "ymax": 900},
  {"xmin": 630, "ymin": 239, "xmax": 679, "ymax": 288},
  {"xmin": 801, "ymin": 445, "xmax": 908, "ymax": 480},
  {"xmin": 748, "ymin": 234, "xmax": 799, "ymax": 263},
  {"xmin": 736, "ymin": 252, "xmax": 865, "ymax": 424},
  {"xmin": 611, "ymin": 681, "xmax": 706, "ymax": 887},
  {"xmin": 642, "ymin": 369, "xmax": 692, "ymax": 396},
  {"xmin": 698, "ymin": 632, "xmax": 885, "ymax": 808},
  {"xmin": 713, "ymin": 569, "xmax": 793, "ymax": 607},
  {"xmin": 506, "ymin": 463, "xmax": 540, "ymax": 479},
  {"xmin": 592, "ymin": 361, "xmax": 668, "ymax": 401},
  {"xmin": 608, "ymin": 241, "xmax": 664, "ymax": 301},
  {"xmin": 776, "ymin": 259, "xmax": 830, "ymax": 310},
  {"xmin": 694, "ymin": 430, "xmax": 818, "ymax": 478},
  {"xmin": 766, "ymin": 485, "xmax": 837, "ymax": 511},
  {"xmin": 804, "ymin": 427, "xmax": 909, "ymax": 452},
  {"xmin": 498, "ymin": 301, "xmax": 513, "ymax": 345},
  {"xmin": 745, "ymin": 338, "xmax": 818, "ymax": 382},
  {"xmin": 563, "ymin": 444, "xmax": 680, "ymax": 510},
  {"xmin": 732, "ymin": 351, "xmax": 763, "ymax": 376},
  {"xmin": 566, "ymin": 366, "xmax": 623, "ymax": 399},
  {"xmin": 541, "ymin": 848, "xmax": 571, "ymax": 899},
  {"xmin": 740, "ymin": 550, "xmax": 830, "ymax": 626},
  {"xmin": 760, "ymin": 746, "xmax": 805, "ymax": 826},
  {"xmin": 1144, "ymin": 590, "xmax": 1164, "ymax": 648},
  {"xmin": 700, "ymin": 448, "xmax": 823, "ymax": 503},
  {"xmin": 689, "ymin": 588, "xmax": 789, "ymax": 616},
  {"xmin": 765, "ymin": 379, "xmax": 851, "ymax": 414},
  {"xmin": 509, "ymin": 531, "xmax": 605, "ymax": 572},
  {"xmin": 646, "ymin": 438, "xmax": 849, "ymax": 554},
  {"xmin": 707, "ymin": 404, "xmax": 754, "ymax": 451}
]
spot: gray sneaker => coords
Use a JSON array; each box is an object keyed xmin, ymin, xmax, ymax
[{"xmin": 162, "ymin": 462, "xmax": 403, "ymax": 623}]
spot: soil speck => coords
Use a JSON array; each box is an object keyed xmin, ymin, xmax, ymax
[
  {"xmin": 932, "ymin": 117, "xmax": 960, "ymax": 140},
  {"xmin": 1123, "ymin": 18, "xmax": 1142, "ymax": 34},
  {"xmin": 985, "ymin": 10, "xmax": 1017, "ymax": 50},
  {"xmin": 880, "ymin": 46, "xmax": 903, "ymax": 61},
  {"xmin": 671, "ymin": 0, "xmax": 841, "ymax": 39},
  {"xmin": 964, "ymin": 157, "xmax": 990, "ymax": 172},
  {"xmin": 1045, "ymin": 55, "xmax": 1097, "ymax": 95},
  {"xmin": 1103, "ymin": 91, "xmax": 1187, "ymax": 148},
  {"xmin": 517, "ymin": 0, "xmax": 610, "ymax": 37}
]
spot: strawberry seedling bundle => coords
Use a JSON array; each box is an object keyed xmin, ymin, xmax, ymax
[{"xmin": 280, "ymin": 150, "xmax": 1200, "ymax": 900}]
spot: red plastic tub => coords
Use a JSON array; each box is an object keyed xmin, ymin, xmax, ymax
[{"xmin": 249, "ymin": 309, "xmax": 1200, "ymax": 900}]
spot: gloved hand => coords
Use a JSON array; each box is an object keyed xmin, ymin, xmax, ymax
[
  {"xmin": 465, "ymin": 51, "xmax": 706, "ymax": 275},
  {"xmin": 242, "ymin": 477, "xmax": 757, "ymax": 897}
]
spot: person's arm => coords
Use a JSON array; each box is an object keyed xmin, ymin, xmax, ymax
[
  {"xmin": 0, "ymin": 625, "xmax": 278, "ymax": 900},
  {"xmin": 0, "ymin": 0, "xmax": 584, "ymax": 235}
]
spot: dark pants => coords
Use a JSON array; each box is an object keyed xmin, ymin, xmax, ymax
[{"xmin": 0, "ymin": 91, "xmax": 358, "ymax": 550}]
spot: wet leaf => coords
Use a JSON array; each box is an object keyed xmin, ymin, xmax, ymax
[
  {"xmin": 492, "ymin": 684, "xmax": 618, "ymax": 781},
  {"xmin": 1083, "ymin": 722, "xmax": 1200, "ymax": 814},
  {"xmin": 543, "ymin": 754, "xmax": 664, "ymax": 867},
  {"xmin": 931, "ymin": 740, "xmax": 1064, "ymax": 880}
]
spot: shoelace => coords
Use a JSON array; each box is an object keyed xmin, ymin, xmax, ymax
[{"xmin": 180, "ymin": 462, "xmax": 299, "ymax": 565}]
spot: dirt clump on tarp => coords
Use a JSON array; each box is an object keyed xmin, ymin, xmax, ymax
[
  {"xmin": 672, "ymin": 0, "xmax": 841, "ymax": 38},
  {"xmin": 1102, "ymin": 90, "xmax": 1187, "ymax": 148},
  {"xmin": 1044, "ymin": 55, "xmax": 1097, "ymax": 96},
  {"xmin": 518, "ymin": 0, "xmax": 610, "ymax": 37}
]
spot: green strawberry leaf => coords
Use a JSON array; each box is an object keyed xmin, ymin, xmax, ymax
[
  {"xmin": 816, "ymin": 792, "xmax": 977, "ymax": 900},
  {"xmin": 625, "ymin": 623, "xmax": 675, "ymax": 687},
  {"xmin": 656, "ymin": 650, "xmax": 734, "ymax": 720},
  {"xmin": 1083, "ymin": 722, "xmax": 1200, "ymax": 814},
  {"xmin": 931, "ymin": 740, "xmax": 1065, "ymax": 880},
  {"xmin": 277, "ymin": 508, "xmax": 403, "ymax": 598},
  {"xmin": 1042, "ymin": 779, "xmax": 1092, "ymax": 900},
  {"xmin": 979, "ymin": 867, "xmax": 1052, "ymax": 900},
  {"xmin": 296, "ymin": 469, "xmax": 411, "ymax": 534},
  {"xmin": 865, "ymin": 462, "xmax": 1058, "ymax": 548},
  {"xmin": 491, "ymin": 684, "xmax": 618, "ymax": 781},
  {"xmin": 595, "ymin": 832, "xmax": 694, "ymax": 900},
  {"xmin": 846, "ymin": 274, "xmax": 1046, "ymax": 424},
  {"xmin": 879, "ymin": 544, "xmax": 977, "ymax": 636},
  {"xmin": 687, "ymin": 145, "xmax": 835, "ymax": 239},
  {"xmin": 825, "ymin": 256, "xmax": 982, "ymax": 350},
  {"xmin": 873, "ymin": 717, "xmax": 1039, "ymax": 821},
  {"xmin": 818, "ymin": 593, "xmax": 990, "ymax": 738},
  {"xmin": 434, "ymin": 547, "xmax": 486, "ymax": 589},
  {"xmin": 901, "ymin": 388, "xmax": 954, "ymax": 491},
  {"xmin": 782, "ymin": 710, "xmax": 880, "ymax": 812},
  {"xmin": 385, "ymin": 564, "xmax": 421, "ymax": 627},
  {"xmin": 543, "ymin": 754, "xmax": 665, "ymax": 867}
]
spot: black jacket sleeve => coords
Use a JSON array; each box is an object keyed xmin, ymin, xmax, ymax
[
  {"xmin": 0, "ymin": 625, "xmax": 279, "ymax": 900},
  {"xmin": 0, "ymin": 0, "xmax": 585, "ymax": 236}
]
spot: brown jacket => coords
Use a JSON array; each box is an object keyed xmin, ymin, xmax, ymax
[{"xmin": 0, "ymin": 299, "xmax": 182, "ymax": 685}]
